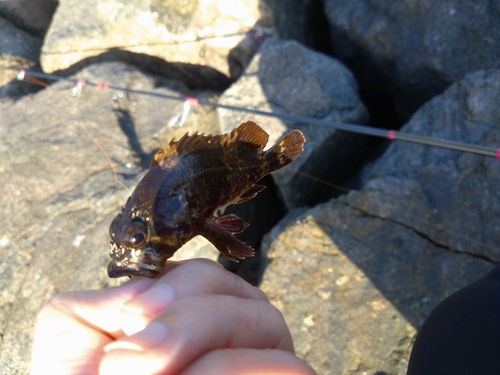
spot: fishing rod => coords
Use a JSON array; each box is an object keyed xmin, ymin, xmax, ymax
[
  {"xmin": 4, "ymin": 67, "xmax": 500, "ymax": 159},
  {"xmin": 4, "ymin": 67, "xmax": 500, "ymax": 256}
]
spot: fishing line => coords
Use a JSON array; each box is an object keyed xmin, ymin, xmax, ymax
[{"xmin": 5, "ymin": 67, "xmax": 500, "ymax": 159}]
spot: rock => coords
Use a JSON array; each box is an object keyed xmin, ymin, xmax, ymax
[
  {"xmin": 324, "ymin": 0, "xmax": 500, "ymax": 122},
  {"xmin": 260, "ymin": 201, "xmax": 494, "ymax": 375},
  {"xmin": 262, "ymin": 0, "xmax": 332, "ymax": 51},
  {"xmin": 0, "ymin": 61, "xmax": 221, "ymax": 374},
  {"xmin": 41, "ymin": 0, "xmax": 267, "ymax": 78},
  {"xmin": 0, "ymin": 17, "xmax": 42, "ymax": 88},
  {"xmin": 351, "ymin": 69, "xmax": 500, "ymax": 262},
  {"xmin": 218, "ymin": 38, "xmax": 370, "ymax": 209},
  {"xmin": 0, "ymin": 0, "xmax": 57, "ymax": 37},
  {"xmin": 260, "ymin": 69, "xmax": 500, "ymax": 374}
]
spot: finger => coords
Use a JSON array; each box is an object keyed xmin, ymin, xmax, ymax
[
  {"xmin": 101, "ymin": 294, "xmax": 294, "ymax": 375},
  {"xmin": 50, "ymin": 277, "xmax": 154, "ymax": 335},
  {"xmin": 147, "ymin": 259, "xmax": 267, "ymax": 303},
  {"xmin": 119, "ymin": 259, "xmax": 267, "ymax": 335},
  {"xmin": 180, "ymin": 348, "xmax": 317, "ymax": 375},
  {"xmin": 31, "ymin": 278, "xmax": 153, "ymax": 375}
]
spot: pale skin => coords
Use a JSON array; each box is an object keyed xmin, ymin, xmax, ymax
[{"xmin": 31, "ymin": 259, "xmax": 317, "ymax": 375}]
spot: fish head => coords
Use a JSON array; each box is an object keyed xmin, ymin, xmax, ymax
[
  {"xmin": 107, "ymin": 210, "xmax": 192, "ymax": 278},
  {"xmin": 108, "ymin": 188, "xmax": 195, "ymax": 278}
]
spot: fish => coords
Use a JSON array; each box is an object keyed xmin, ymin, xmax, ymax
[{"xmin": 108, "ymin": 121, "xmax": 305, "ymax": 278}]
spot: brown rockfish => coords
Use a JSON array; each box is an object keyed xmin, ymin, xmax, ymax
[{"xmin": 108, "ymin": 121, "xmax": 305, "ymax": 278}]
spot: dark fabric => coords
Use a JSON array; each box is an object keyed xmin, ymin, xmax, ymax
[{"xmin": 407, "ymin": 264, "xmax": 500, "ymax": 375}]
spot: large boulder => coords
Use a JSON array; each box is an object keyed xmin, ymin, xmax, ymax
[
  {"xmin": 260, "ymin": 70, "xmax": 500, "ymax": 374},
  {"xmin": 41, "ymin": 0, "xmax": 270, "ymax": 78},
  {"xmin": 0, "ymin": 0, "xmax": 57, "ymax": 37},
  {"xmin": 324, "ymin": 0, "xmax": 500, "ymax": 122},
  {"xmin": 218, "ymin": 38, "xmax": 371, "ymax": 209},
  {"xmin": 354, "ymin": 69, "xmax": 500, "ymax": 262},
  {"xmin": 261, "ymin": 203, "xmax": 493, "ymax": 375}
]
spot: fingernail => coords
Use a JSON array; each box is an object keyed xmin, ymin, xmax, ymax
[
  {"xmin": 104, "ymin": 322, "xmax": 169, "ymax": 353},
  {"xmin": 124, "ymin": 283, "xmax": 174, "ymax": 315}
]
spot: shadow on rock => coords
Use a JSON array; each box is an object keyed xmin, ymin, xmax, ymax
[{"xmin": 53, "ymin": 48, "xmax": 233, "ymax": 92}]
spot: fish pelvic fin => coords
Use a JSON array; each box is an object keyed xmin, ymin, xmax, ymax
[
  {"xmin": 266, "ymin": 129, "xmax": 306, "ymax": 171},
  {"xmin": 211, "ymin": 214, "xmax": 249, "ymax": 234},
  {"xmin": 197, "ymin": 220, "xmax": 255, "ymax": 262}
]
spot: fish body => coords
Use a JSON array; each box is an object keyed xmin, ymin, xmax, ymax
[{"xmin": 108, "ymin": 121, "xmax": 305, "ymax": 278}]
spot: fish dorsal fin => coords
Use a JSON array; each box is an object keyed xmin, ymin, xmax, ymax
[
  {"xmin": 150, "ymin": 121, "xmax": 270, "ymax": 168},
  {"xmin": 150, "ymin": 131, "xmax": 223, "ymax": 167},
  {"xmin": 175, "ymin": 131, "xmax": 223, "ymax": 154},
  {"xmin": 222, "ymin": 121, "xmax": 269, "ymax": 150}
]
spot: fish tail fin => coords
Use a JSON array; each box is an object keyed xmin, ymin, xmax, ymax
[{"xmin": 266, "ymin": 130, "xmax": 306, "ymax": 171}]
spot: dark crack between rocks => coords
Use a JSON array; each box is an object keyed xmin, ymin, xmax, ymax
[{"xmin": 342, "ymin": 201, "xmax": 499, "ymax": 265}]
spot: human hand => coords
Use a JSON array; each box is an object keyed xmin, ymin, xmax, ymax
[{"xmin": 31, "ymin": 259, "xmax": 316, "ymax": 375}]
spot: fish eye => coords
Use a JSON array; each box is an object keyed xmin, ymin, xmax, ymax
[{"xmin": 121, "ymin": 222, "xmax": 148, "ymax": 248}]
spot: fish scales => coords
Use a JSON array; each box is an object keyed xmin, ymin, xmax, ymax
[
  {"xmin": 164, "ymin": 147, "xmax": 269, "ymax": 217},
  {"xmin": 108, "ymin": 121, "xmax": 305, "ymax": 278}
]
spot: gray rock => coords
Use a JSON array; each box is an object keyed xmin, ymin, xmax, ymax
[
  {"xmin": 324, "ymin": 0, "xmax": 500, "ymax": 121},
  {"xmin": 261, "ymin": 0, "xmax": 322, "ymax": 48},
  {"xmin": 0, "ymin": 17, "xmax": 42, "ymax": 87},
  {"xmin": 260, "ymin": 69, "xmax": 500, "ymax": 375},
  {"xmin": 0, "ymin": 61, "xmax": 221, "ymax": 374},
  {"xmin": 352, "ymin": 69, "xmax": 500, "ymax": 262},
  {"xmin": 0, "ymin": 0, "xmax": 57, "ymax": 36},
  {"xmin": 260, "ymin": 201, "xmax": 494, "ymax": 375},
  {"xmin": 218, "ymin": 38, "xmax": 370, "ymax": 209},
  {"xmin": 40, "ymin": 0, "xmax": 265, "ymax": 77}
]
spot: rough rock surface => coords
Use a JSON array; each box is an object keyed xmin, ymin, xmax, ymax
[
  {"xmin": 0, "ymin": 0, "xmax": 57, "ymax": 37},
  {"xmin": 0, "ymin": 17, "xmax": 42, "ymax": 87},
  {"xmin": 218, "ymin": 38, "xmax": 371, "ymax": 208},
  {"xmin": 41, "ymin": 0, "xmax": 268, "ymax": 77},
  {"xmin": 260, "ymin": 70, "xmax": 500, "ymax": 374},
  {"xmin": 261, "ymin": 202, "xmax": 494, "ymax": 375},
  {"xmin": 324, "ymin": 0, "xmax": 500, "ymax": 121},
  {"xmin": 0, "ymin": 62, "xmax": 221, "ymax": 374}
]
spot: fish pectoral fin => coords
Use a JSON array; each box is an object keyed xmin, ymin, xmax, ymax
[
  {"xmin": 211, "ymin": 214, "xmax": 249, "ymax": 234},
  {"xmin": 197, "ymin": 221, "xmax": 254, "ymax": 262},
  {"xmin": 233, "ymin": 184, "xmax": 266, "ymax": 204}
]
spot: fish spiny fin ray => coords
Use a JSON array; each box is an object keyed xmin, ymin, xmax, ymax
[
  {"xmin": 150, "ymin": 137, "xmax": 180, "ymax": 167},
  {"xmin": 174, "ymin": 131, "xmax": 219, "ymax": 154},
  {"xmin": 151, "ymin": 131, "xmax": 227, "ymax": 167}
]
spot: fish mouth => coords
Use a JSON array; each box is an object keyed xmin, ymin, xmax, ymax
[
  {"xmin": 108, "ymin": 241, "xmax": 162, "ymax": 278},
  {"xmin": 107, "ymin": 259, "xmax": 160, "ymax": 278}
]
